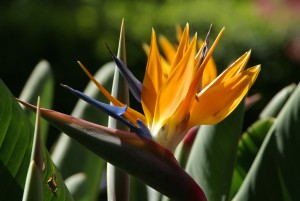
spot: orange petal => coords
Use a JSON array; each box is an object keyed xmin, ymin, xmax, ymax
[
  {"xmin": 188, "ymin": 28, "xmax": 225, "ymax": 96},
  {"xmin": 188, "ymin": 65, "xmax": 260, "ymax": 126},
  {"xmin": 211, "ymin": 50, "xmax": 251, "ymax": 86},
  {"xmin": 143, "ymin": 43, "xmax": 171, "ymax": 82},
  {"xmin": 179, "ymin": 28, "xmax": 225, "ymax": 117},
  {"xmin": 141, "ymin": 29, "xmax": 163, "ymax": 127},
  {"xmin": 77, "ymin": 61, "xmax": 146, "ymax": 124},
  {"xmin": 159, "ymin": 35, "xmax": 176, "ymax": 65},
  {"xmin": 176, "ymin": 24, "xmax": 183, "ymax": 43},
  {"xmin": 169, "ymin": 24, "xmax": 190, "ymax": 74},
  {"xmin": 202, "ymin": 57, "xmax": 217, "ymax": 88},
  {"xmin": 152, "ymin": 34, "xmax": 197, "ymax": 133}
]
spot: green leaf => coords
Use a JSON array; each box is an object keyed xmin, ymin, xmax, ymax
[
  {"xmin": 65, "ymin": 173, "xmax": 88, "ymax": 201},
  {"xmin": 42, "ymin": 146, "xmax": 74, "ymax": 201},
  {"xmin": 19, "ymin": 60, "xmax": 54, "ymax": 144},
  {"xmin": 107, "ymin": 18, "xmax": 130, "ymax": 201},
  {"xmin": 0, "ymin": 79, "xmax": 34, "ymax": 200},
  {"xmin": 174, "ymin": 126, "xmax": 199, "ymax": 169},
  {"xmin": 185, "ymin": 101, "xmax": 245, "ymax": 201},
  {"xmin": 129, "ymin": 176, "xmax": 148, "ymax": 201},
  {"xmin": 22, "ymin": 161, "xmax": 43, "ymax": 201},
  {"xmin": 234, "ymin": 83, "xmax": 300, "ymax": 201},
  {"xmin": 259, "ymin": 83, "xmax": 296, "ymax": 119},
  {"xmin": 23, "ymin": 97, "xmax": 43, "ymax": 201},
  {"xmin": 51, "ymin": 62, "xmax": 115, "ymax": 201},
  {"xmin": 0, "ymin": 80, "xmax": 73, "ymax": 201},
  {"xmin": 229, "ymin": 118, "xmax": 274, "ymax": 199},
  {"xmin": 19, "ymin": 101, "xmax": 206, "ymax": 201}
]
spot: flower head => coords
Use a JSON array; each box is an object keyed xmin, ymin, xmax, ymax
[{"xmin": 66, "ymin": 24, "xmax": 260, "ymax": 152}]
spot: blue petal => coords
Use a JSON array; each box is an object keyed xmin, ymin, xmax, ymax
[
  {"xmin": 106, "ymin": 44, "xmax": 142, "ymax": 102},
  {"xmin": 62, "ymin": 85, "xmax": 131, "ymax": 125},
  {"xmin": 62, "ymin": 84, "xmax": 151, "ymax": 139},
  {"xmin": 136, "ymin": 119, "xmax": 152, "ymax": 139}
]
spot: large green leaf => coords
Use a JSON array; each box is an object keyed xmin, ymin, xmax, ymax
[
  {"xmin": 229, "ymin": 118, "xmax": 274, "ymax": 199},
  {"xmin": 233, "ymin": 83, "xmax": 300, "ymax": 201},
  {"xmin": 51, "ymin": 62, "xmax": 115, "ymax": 201},
  {"xmin": 0, "ymin": 80, "xmax": 72, "ymax": 201},
  {"xmin": 19, "ymin": 60, "xmax": 54, "ymax": 144},
  {"xmin": 0, "ymin": 80, "xmax": 34, "ymax": 200},
  {"xmin": 185, "ymin": 102, "xmax": 245, "ymax": 201}
]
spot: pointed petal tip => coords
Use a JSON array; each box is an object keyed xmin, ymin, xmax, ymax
[
  {"xmin": 106, "ymin": 43, "xmax": 142, "ymax": 102},
  {"xmin": 151, "ymin": 28, "xmax": 156, "ymax": 38},
  {"xmin": 16, "ymin": 98, "xmax": 33, "ymax": 108},
  {"xmin": 219, "ymin": 27, "xmax": 225, "ymax": 34},
  {"xmin": 253, "ymin": 64, "xmax": 261, "ymax": 69},
  {"xmin": 60, "ymin": 84, "xmax": 74, "ymax": 93},
  {"xmin": 77, "ymin": 60, "xmax": 88, "ymax": 71},
  {"xmin": 184, "ymin": 23, "xmax": 189, "ymax": 33},
  {"xmin": 241, "ymin": 50, "xmax": 252, "ymax": 61},
  {"xmin": 256, "ymin": 64, "xmax": 261, "ymax": 71},
  {"xmin": 247, "ymin": 49, "xmax": 252, "ymax": 56}
]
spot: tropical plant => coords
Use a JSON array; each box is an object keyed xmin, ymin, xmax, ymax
[{"xmin": 1, "ymin": 20, "xmax": 299, "ymax": 201}]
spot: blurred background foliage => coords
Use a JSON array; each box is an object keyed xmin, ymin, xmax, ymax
[{"xmin": 1, "ymin": 0, "xmax": 300, "ymax": 146}]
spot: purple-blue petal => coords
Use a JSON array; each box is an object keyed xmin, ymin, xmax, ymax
[
  {"xmin": 136, "ymin": 119, "xmax": 152, "ymax": 139},
  {"xmin": 106, "ymin": 45, "xmax": 142, "ymax": 102},
  {"xmin": 61, "ymin": 84, "xmax": 151, "ymax": 139},
  {"xmin": 62, "ymin": 85, "xmax": 130, "ymax": 124}
]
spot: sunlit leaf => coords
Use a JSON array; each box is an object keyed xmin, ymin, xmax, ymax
[
  {"xmin": 229, "ymin": 118, "xmax": 274, "ymax": 199},
  {"xmin": 0, "ymin": 80, "xmax": 73, "ymax": 201},
  {"xmin": 64, "ymin": 173, "xmax": 87, "ymax": 201},
  {"xmin": 186, "ymin": 101, "xmax": 244, "ymax": 201},
  {"xmin": 22, "ymin": 97, "xmax": 43, "ymax": 201},
  {"xmin": 234, "ymin": 83, "xmax": 300, "ymax": 201}
]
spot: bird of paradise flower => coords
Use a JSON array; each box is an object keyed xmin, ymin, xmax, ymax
[
  {"xmin": 18, "ymin": 22, "xmax": 260, "ymax": 201},
  {"xmin": 60, "ymin": 23, "xmax": 260, "ymax": 152}
]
